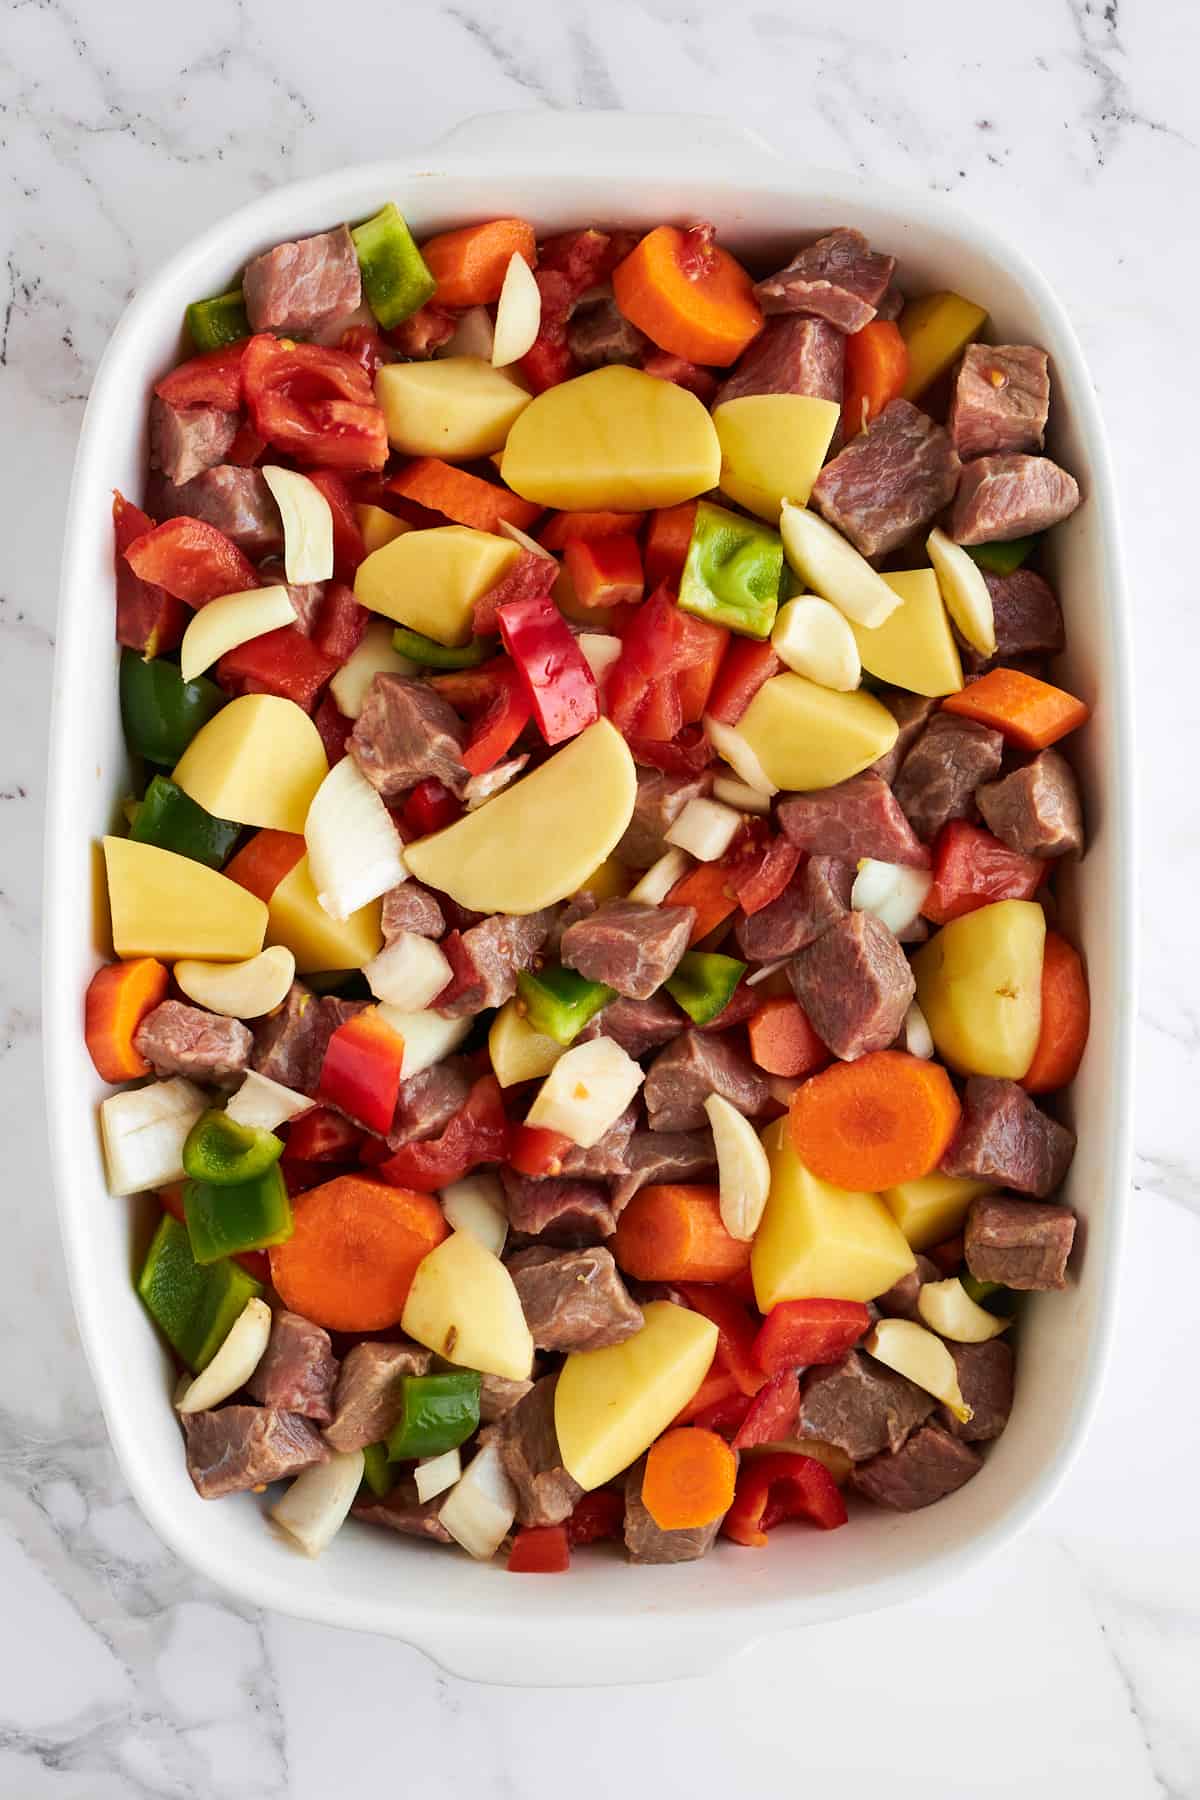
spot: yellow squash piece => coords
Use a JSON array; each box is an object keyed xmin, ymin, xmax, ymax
[
  {"xmin": 852, "ymin": 569, "xmax": 964, "ymax": 698},
  {"xmin": 401, "ymin": 1230, "xmax": 534, "ymax": 1382},
  {"xmin": 488, "ymin": 1000, "xmax": 565, "ymax": 1088},
  {"xmin": 103, "ymin": 837, "xmax": 267, "ymax": 962},
  {"xmin": 882, "ymin": 1173, "xmax": 995, "ymax": 1252},
  {"xmin": 713, "ymin": 393, "xmax": 840, "ymax": 520},
  {"xmin": 354, "ymin": 503, "xmax": 412, "ymax": 555},
  {"xmin": 736, "ymin": 673, "xmax": 898, "ymax": 791},
  {"xmin": 752, "ymin": 1118, "xmax": 916, "ymax": 1311},
  {"xmin": 913, "ymin": 899, "xmax": 1045, "ymax": 1079},
  {"xmin": 172, "ymin": 695, "xmax": 327, "ymax": 833},
  {"xmin": 375, "ymin": 357, "xmax": 532, "ymax": 459},
  {"xmin": 501, "ymin": 365, "xmax": 722, "ymax": 511},
  {"xmin": 266, "ymin": 855, "xmax": 383, "ymax": 974},
  {"xmin": 899, "ymin": 292, "xmax": 989, "ymax": 400},
  {"xmin": 353, "ymin": 526, "xmax": 518, "ymax": 648},
  {"xmin": 405, "ymin": 720, "xmax": 637, "ymax": 914},
  {"xmin": 554, "ymin": 1301, "xmax": 718, "ymax": 1491}
]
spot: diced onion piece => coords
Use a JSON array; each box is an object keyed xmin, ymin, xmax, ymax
[
  {"xmin": 627, "ymin": 847, "xmax": 692, "ymax": 905},
  {"xmin": 364, "ymin": 929, "xmax": 452, "ymax": 1010},
  {"xmin": 705, "ymin": 1093, "xmax": 771, "ymax": 1242},
  {"xmin": 771, "ymin": 595, "xmax": 862, "ymax": 691},
  {"xmin": 270, "ymin": 1450, "xmax": 364, "ymax": 1558},
  {"xmin": 174, "ymin": 945, "xmax": 296, "ymax": 1019},
  {"xmin": 927, "ymin": 526, "xmax": 996, "ymax": 656},
  {"xmin": 376, "ymin": 1006, "xmax": 471, "ymax": 1078},
  {"xmin": 903, "ymin": 1000, "xmax": 935, "ymax": 1061},
  {"xmin": 492, "ymin": 254, "xmax": 542, "ymax": 367},
  {"xmin": 577, "ymin": 633, "xmax": 623, "ymax": 690},
  {"xmin": 438, "ymin": 1442, "xmax": 518, "ymax": 1560},
  {"xmin": 665, "ymin": 796, "xmax": 741, "ymax": 862},
  {"xmin": 440, "ymin": 1171, "xmax": 508, "ymax": 1257},
  {"xmin": 851, "ymin": 859, "xmax": 933, "ymax": 935},
  {"xmin": 438, "ymin": 305, "xmax": 495, "ymax": 362},
  {"xmin": 864, "ymin": 1319, "xmax": 972, "ymax": 1423},
  {"xmin": 100, "ymin": 1078, "xmax": 207, "ymax": 1197},
  {"xmin": 746, "ymin": 958, "xmax": 789, "ymax": 987},
  {"xmin": 712, "ymin": 775, "xmax": 772, "ymax": 815},
  {"xmin": 330, "ymin": 618, "xmax": 417, "ymax": 720},
  {"xmin": 415, "ymin": 1447, "xmax": 462, "ymax": 1503},
  {"xmin": 226, "ymin": 1070, "xmax": 315, "ymax": 1132},
  {"xmin": 176, "ymin": 1298, "xmax": 273, "ymax": 1414},
  {"xmin": 464, "ymin": 756, "xmax": 528, "ymax": 810},
  {"xmin": 918, "ymin": 1277, "xmax": 1011, "ymax": 1344},
  {"xmin": 305, "ymin": 755, "xmax": 408, "ymax": 921},
  {"xmin": 498, "ymin": 519, "xmax": 556, "ymax": 562},
  {"xmin": 703, "ymin": 713, "xmax": 779, "ymax": 796},
  {"xmin": 779, "ymin": 500, "xmax": 901, "ymax": 629},
  {"xmin": 262, "ymin": 465, "xmax": 334, "ymax": 585},
  {"xmin": 526, "ymin": 1036, "xmax": 644, "ymax": 1148},
  {"xmin": 179, "ymin": 584, "xmax": 295, "ymax": 683}
]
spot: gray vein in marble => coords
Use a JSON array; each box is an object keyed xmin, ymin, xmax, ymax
[{"xmin": 1064, "ymin": 0, "xmax": 1194, "ymax": 164}]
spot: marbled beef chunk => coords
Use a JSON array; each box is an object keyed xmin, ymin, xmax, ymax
[
  {"xmin": 715, "ymin": 315, "xmax": 844, "ymax": 406},
  {"xmin": 959, "ymin": 568, "xmax": 1066, "ymax": 675},
  {"xmin": 134, "ymin": 1000, "xmax": 251, "ymax": 1084},
  {"xmin": 876, "ymin": 1255, "xmax": 940, "ymax": 1323},
  {"xmin": 568, "ymin": 297, "xmax": 649, "ymax": 369},
  {"xmin": 352, "ymin": 1480, "xmax": 453, "ymax": 1543},
  {"xmin": 491, "ymin": 1375, "xmax": 583, "ymax": 1527},
  {"xmin": 381, "ymin": 881, "xmax": 446, "ymax": 942},
  {"xmin": 948, "ymin": 344, "xmax": 1051, "ymax": 461},
  {"xmin": 623, "ymin": 1458, "xmax": 724, "ymax": 1563},
  {"xmin": 941, "ymin": 1078, "xmax": 1075, "ymax": 1197},
  {"xmin": 149, "ymin": 396, "xmax": 238, "ymax": 487},
  {"xmin": 976, "ymin": 749, "xmax": 1084, "ymax": 858},
  {"xmin": 950, "ymin": 453, "xmax": 1080, "ymax": 545},
  {"xmin": 940, "ymin": 1339, "xmax": 1015, "ymax": 1442},
  {"xmin": 617, "ymin": 767, "xmax": 711, "ymax": 868},
  {"xmin": 778, "ymin": 772, "xmax": 929, "ymax": 868},
  {"xmin": 797, "ymin": 1350, "xmax": 933, "ymax": 1461},
  {"xmin": 734, "ymin": 856, "xmax": 852, "ymax": 962},
  {"xmin": 810, "ymin": 399, "xmax": 960, "ymax": 559},
  {"xmin": 251, "ymin": 985, "xmax": 364, "ymax": 1097},
  {"xmin": 323, "ymin": 1341, "xmax": 433, "ymax": 1452},
  {"xmin": 609, "ymin": 1129, "xmax": 717, "ymax": 1212},
  {"xmin": 585, "ymin": 992, "xmax": 686, "ymax": 1059},
  {"xmin": 508, "ymin": 1245, "xmax": 643, "ymax": 1352},
  {"xmin": 182, "ymin": 1407, "xmax": 328, "ymax": 1499},
  {"xmin": 643, "ymin": 1030, "xmax": 770, "ymax": 1133},
  {"xmin": 478, "ymin": 1373, "xmax": 534, "ymax": 1423},
  {"xmin": 852, "ymin": 1422, "xmax": 982, "ymax": 1510},
  {"xmin": 892, "ymin": 713, "xmax": 1004, "ymax": 844},
  {"xmin": 964, "ymin": 1193, "xmax": 1076, "ymax": 1290},
  {"xmin": 560, "ymin": 899, "xmax": 694, "ymax": 999},
  {"xmin": 871, "ymin": 690, "xmax": 938, "ymax": 785},
  {"xmin": 387, "ymin": 1059, "xmax": 473, "ymax": 1149},
  {"xmin": 243, "ymin": 224, "xmax": 362, "ymax": 335},
  {"xmin": 246, "ymin": 1311, "xmax": 338, "ymax": 1423},
  {"xmin": 350, "ymin": 674, "xmax": 469, "ymax": 799},
  {"xmin": 436, "ymin": 910, "xmax": 554, "ymax": 1016},
  {"xmin": 789, "ymin": 911, "xmax": 914, "ymax": 1062},
  {"xmin": 557, "ymin": 1101, "xmax": 638, "ymax": 1178},
  {"xmin": 500, "ymin": 1169, "xmax": 617, "ymax": 1244},
  {"xmin": 147, "ymin": 465, "xmax": 284, "ymax": 557},
  {"xmin": 754, "ymin": 227, "xmax": 896, "ymax": 333}
]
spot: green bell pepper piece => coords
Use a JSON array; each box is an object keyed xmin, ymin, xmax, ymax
[
  {"xmin": 352, "ymin": 203, "xmax": 436, "ymax": 330},
  {"xmin": 137, "ymin": 1213, "xmax": 263, "ymax": 1373},
  {"xmin": 678, "ymin": 500, "xmax": 783, "ymax": 640},
  {"xmin": 385, "ymin": 1372, "xmax": 482, "ymax": 1461},
  {"xmin": 184, "ymin": 1164, "xmax": 293, "ymax": 1266},
  {"xmin": 119, "ymin": 651, "xmax": 225, "ymax": 766},
  {"xmin": 361, "ymin": 1442, "xmax": 395, "ymax": 1500},
  {"xmin": 960, "ymin": 1273, "xmax": 1014, "ymax": 1314},
  {"xmin": 517, "ymin": 965, "xmax": 615, "ymax": 1045},
  {"xmin": 129, "ymin": 775, "xmax": 241, "ymax": 868},
  {"xmin": 185, "ymin": 288, "xmax": 251, "ymax": 352},
  {"xmin": 964, "ymin": 535, "xmax": 1039, "ymax": 576},
  {"xmin": 183, "ymin": 1110, "xmax": 284, "ymax": 1187},
  {"xmin": 391, "ymin": 626, "xmax": 493, "ymax": 669},
  {"xmin": 665, "ymin": 951, "xmax": 747, "ymax": 1026}
]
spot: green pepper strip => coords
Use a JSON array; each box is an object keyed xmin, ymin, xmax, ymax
[
  {"xmin": 119, "ymin": 652, "xmax": 225, "ymax": 766},
  {"xmin": 137, "ymin": 1213, "xmax": 263, "ymax": 1373},
  {"xmin": 386, "ymin": 1372, "xmax": 482, "ymax": 1461},
  {"xmin": 665, "ymin": 950, "xmax": 747, "ymax": 1026},
  {"xmin": 360, "ymin": 1443, "xmax": 396, "ymax": 1500},
  {"xmin": 352, "ymin": 203, "xmax": 437, "ymax": 330},
  {"xmin": 183, "ymin": 1110, "xmax": 284, "ymax": 1188},
  {"xmin": 184, "ymin": 1164, "xmax": 293, "ymax": 1266},
  {"xmin": 960, "ymin": 1273, "xmax": 1014, "ymax": 1314},
  {"xmin": 517, "ymin": 965, "xmax": 615, "ymax": 1046},
  {"xmin": 678, "ymin": 500, "xmax": 783, "ymax": 640},
  {"xmin": 130, "ymin": 775, "xmax": 242, "ymax": 869},
  {"xmin": 185, "ymin": 289, "xmax": 251, "ymax": 353},
  {"xmin": 964, "ymin": 535, "xmax": 1039, "ymax": 576},
  {"xmin": 392, "ymin": 626, "xmax": 494, "ymax": 670}
]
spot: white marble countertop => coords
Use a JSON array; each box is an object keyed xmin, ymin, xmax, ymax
[{"xmin": 2, "ymin": 0, "xmax": 1196, "ymax": 1793}]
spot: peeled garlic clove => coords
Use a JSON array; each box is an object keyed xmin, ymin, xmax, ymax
[
  {"xmin": 865, "ymin": 1318, "xmax": 973, "ymax": 1422},
  {"xmin": 927, "ymin": 526, "xmax": 996, "ymax": 656},
  {"xmin": 492, "ymin": 254, "xmax": 541, "ymax": 367},
  {"xmin": 177, "ymin": 1298, "xmax": 273, "ymax": 1414},
  {"xmin": 263, "ymin": 466, "xmax": 335, "ymax": 585},
  {"xmin": 706, "ymin": 1093, "xmax": 771, "ymax": 1243},
  {"xmin": 917, "ymin": 1277, "xmax": 1010, "ymax": 1344},
  {"xmin": 772, "ymin": 595, "xmax": 862, "ymax": 692}
]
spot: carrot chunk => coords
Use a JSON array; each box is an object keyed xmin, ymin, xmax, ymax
[
  {"xmin": 269, "ymin": 1175, "xmax": 447, "ymax": 1331},
  {"xmin": 641, "ymin": 1427, "xmax": 738, "ymax": 1531},
  {"xmin": 84, "ymin": 958, "xmax": 169, "ymax": 1082},
  {"xmin": 747, "ymin": 997, "xmax": 830, "ymax": 1079},
  {"xmin": 420, "ymin": 218, "xmax": 536, "ymax": 308},
  {"xmin": 612, "ymin": 224, "xmax": 763, "ymax": 367},
  {"xmin": 386, "ymin": 459, "xmax": 542, "ymax": 535},
  {"xmin": 841, "ymin": 320, "xmax": 909, "ymax": 437},
  {"xmin": 787, "ymin": 1050, "xmax": 962, "ymax": 1191},
  {"xmin": 612, "ymin": 1184, "xmax": 750, "ymax": 1284},
  {"xmin": 1022, "ymin": 930, "xmax": 1090, "ymax": 1093},
  {"xmin": 223, "ymin": 829, "xmax": 305, "ymax": 904},
  {"xmin": 942, "ymin": 667, "xmax": 1090, "ymax": 750}
]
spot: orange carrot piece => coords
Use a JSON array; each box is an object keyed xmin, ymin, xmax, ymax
[
  {"xmin": 386, "ymin": 459, "xmax": 542, "ymax": 535},
  {"xmin": 644, "ymin": 501, "xmax": 698, "ymax": 588},
  {"xmin": 747, "ymin": 997, "xmax": 830, "ymax": 1079},
  {"xmin": 269, "ymin": 1175, "xmax": 447, "ymax": 1331},
  {"xmin": 642, "ymin": 1427, "xmax": 738, "ymax": 1531},
  {"xmin": 842, "ymin": 320, "xmax": 909, "ymax": 438},
  {"xmin": 671, "ymin": 1362, "xmax": 740, "ymax": 1426},
  {"xmin": 612, "ymin": 225, "xmax": 763, "ymax": 367},
  {"xmin": 1022, "ymin": 930, "xmax": 1090, "ymax": 1093},
  {"xmin": 223, "ymin": 829, "xmax": 305, "ymax": 904},
  {"xmin": 666, "ymin": 862, "xmax": 739, "ymax": 943},
  {"xmin": 420, "ymin": 217, "xmax": 536, "ymax": 308},
  {"xmin": 942, "ymin": 668, "xmax": 1090, "ymax": 751},
  {"xmin": 84, "ymin": 957, "xmax": 169, "ymax": 1082},
  {"xmin": 788, "ymin": 1051, "xmax": 962, "ymax": 1191},
  {"xmin": 539, "ymin": 510, "xmax": 645, "ymax": 550},
  {"xmin": 612, "ymin": 1184, "xmax": 751, "ymax": 1284}
]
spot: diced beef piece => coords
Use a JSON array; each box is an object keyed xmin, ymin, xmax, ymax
[
  {"xmin": 352, "ymin": 1480, "xmax": 453, "ymax": 1543},
  {"xmin": 735, "ymin": 855, "xmax": 852, "ymax": 962},
  {"xmin": 381, "ymin": 881, "xmax": 446, "ymax": 941},
  {"xmin": 623, "ymin": 1458, "xmax": 723, "ymax": 1563},
  {"xmin": 617, "ymin": 767, "xmax": 711, "ymax": 869},
  {"xmin": 389, "ymin": 302, "xmax": 456, "ymax": 359},
  {"xmin": 811, "ymin": 399, "xmax": 961, "ymax": 559},
  {"xmin": 644, "ymin": 1030, "xmax": 770, "ymax": 1133},
  {"xmin": 942, "ymin": 1078, "xmax": 1075, "ymax": 1197},
  {"xmin": 797, "ymin": 1350, "xmax": 934, "ymax": 1461},
  {"xmin": 243, "ymin": 225, "xmax": 362, "ymax": 336},
  {"xmin": 149, "ymin": 397, "xmax": 238, "ymax": 488},
  {"xmin": 350, "ymin": 674, "xmax": 469, "ymax": 800},
  {"xmin": 568, "ymin": 297, "xmax": 649, "ymax": 369},
  {"xmin": 558, "ymin": 1101, "xmax": 638, "ymax": 1178},
  {"xmin": 181, "ymin": 1406, "xmax": 328, "ymax": 1499},
  {"xmin": 641, "ymin": 349, "xmax": 720, "ymax": 404},
  {"xmin": 560, "ymin": 898, "xmax": 694, "ymax": 1000},
  {"xmin": 544, "ymin": 891, "xmax": 597, "ymax": 958},
  {"xmin": 587, "ymin": 991, "xmax": 686, "ymax": 1059},
  {"xmin": 941, "ymin": 1339, "xmax": 1015, "ymax": 1442},
  {"xmin": 462, "ymin": 755, "xmax": 527, "ymax": 809},
  {"xmin": 148, "ymin": 465, "xmax": 284, "ymax": 558},
  {"xmin": 246, "ymin": 1311, "xmax": 338, "ymax": 1423},
  {"xmin": 950, "ymin": 453, "xmax": 1081, "ymax": 545},
  {"xmin": 964, "ymin": 1193, "xmax": 1077, "ymax": 1290},
  {"xmin": 479, "ymin": 1373, "xmax": 534, "ymax": 1423},
  {"xmin": 715, "ymin": 315, "xmax": 844, "ymax": 406},
  {"xmin": 323, "ymin": 1341, "xmax": 433, "ymax": 1452},
  {"xmin": 508, "ymin": 1245, "xmax": 643, "ymax": 1351},
  {"xmin": 501, "ymin": 1169, "xmax": 617, "ymax": 1244},
  {"xmin": 436, "ymin": 909, "xmax": 554, "ymax": 1017},
  {"xmin": 754, "ymin": 227, "xmax": 896, "ymax": 333},
  {"xmin": 278, "ymin": 579, "xmax": 326, "ymax": 635},
  {"xmin": 852, "ymin": 1421, "xmax": 982, "ymax": 1510},
  {"xmin": 875, "ymin": 284, "xmax": 904, "ymax": 322},
  {"xmin": 892, "ymin": 712, "xmax": 1005, "ymax": 844},
  {"xmin": 968, "ymin": 569, "xmax": 1066, "ymax": 675},
  {"xmin": 976, "ymin": 749, "xmax": 1084, "ymax": 858},
  {"xmin": 251, "ymin": 986, "xmax": 364, "ymax": 1097},
  {"xmin": 778, "ymin": 772, "xmax": 929, "ymax": 869},
  {"xmin": 948, "ymin": 344, "xmax": 1050, "ymax": 461},
  {"xmin": 871, "ymin": 691, "xmax": 939, "ymax": 785},
  {"xmin": 789, "ymin": 911, "xmax": 914, "ymax": 1062},
  {"xmin": 491, "ymin": 1375, "xmax": 583, "ymax": 1527},
  {"xmin": 876, "ymin": 1255, "xmax": 939, "ymax": 1323},
  {"xmin": 134, "ymin": 1000, "xmax": 251, "ymax": 1085},
  {"xmin": 609, "ymin": 1129, "xmax": 716, "ymax": 1213},
  {"xmin": 387, "ymin": 1058, "xmax": 473, "ymax": 1150}
]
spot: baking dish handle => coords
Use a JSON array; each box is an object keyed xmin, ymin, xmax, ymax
[{"xmin": 431, "ymin": 109, "xmax": 783, "ymax": 174}]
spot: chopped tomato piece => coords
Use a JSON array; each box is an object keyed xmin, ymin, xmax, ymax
[
  {"xmin": 242, "ymin": 333, "xmax": 388, "ymax": 472},
  {"xmin": 317, "ymin": 1011, "xmax": 406, "ymax": 1136},
  {"xmin": 565, "ymin": 1489, "xmax": 625, "ymax": 1546},
  {"xmin": 154, "ymin": 342, "xmax": 246, "ymax": 411},
  {"xmin": 311, "ymin": 582, "xmax": 368, "ymax": 664},
  {"xmin": 217, "ymin": 625, "xmax": 339, "ymax": 713},
  {"xmin": 509, "ymin": 1124, "xmax": 575, "ymax": 1178},
  {"xmin": 376, "ymin": 1076, "xmax": 509, "ymax": 1192},
  {"xmin": 402, "ymin": 778, "xmax": 462, "ymax": 836},
  {"xmin": 113, "ymin": 492, "xmax": 186, "ymax": 656},
  {"xmin": 705, "ymin": 637, "xmax": 782, "ymax": 726},
  {"xmin": 921, "ymin": 820, "xmax": 1045, "ymax": 924},
  {"xmin": 123, "ymin": 516, "xmax": 258, "ymax": 606},
  {"xmin": 284, "ymin": 1108, "xmax": 365, "ymax": 1164},
  {"xmin": 507, "ymin": 1525, "xmax": 571, "ymax": 1573},
  {"xmin": 677, "ymin": 1283, "xmax": 766, "ymax": 1396},
  {"xmin": 730, "ymin": 1370, "xmax": 802, "ymax": 1450},
  {"xmin": 305, "ymin": 470, "xmax": 367, "ymax": 581}
]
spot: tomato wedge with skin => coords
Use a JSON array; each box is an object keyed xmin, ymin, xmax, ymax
[{"xmin": 242, "ymin": 334, "xmax": 388, "ymax": 472}]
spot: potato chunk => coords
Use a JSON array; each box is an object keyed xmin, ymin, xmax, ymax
[{"xmin": 913, "ymin": 900, "xmax": 1045, "ymax": 1079}]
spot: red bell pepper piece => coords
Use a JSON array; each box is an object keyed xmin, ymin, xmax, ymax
[
  {"xmin": 507, "ymin": 1525, "xmax": 571, "ymax": 1573},
  {"xmin": 317, "ymin": 1010, "xmax": 406, "ymax": 1136},
  {"xmin": 643, "ymin": 501, "xmax": 699, "ymax": 590},
  {"xmin": 376, "ymin": 1075, "xmax": 510, "ymax": 1193},
  {"xmin": 706, "ymin": 637, "xmax": 782, "ymax": 726},
  {"xmin": 752, "ymin": 1299, "xmax": 871, "ymax": 1376},
  {"xmin": 633, "ymin": 674, "xmax": 684, "ymax": 743},
  {"xmin": 155, "ymin": 342, "xmax": 247, "ymax": 411},
  {"xmin": 509, "ymin": 1123, "xmax": 574, "ymax": 1178},
  {"xmin": 223, "ymin": 829, "xmax": 306, "ymax": 903},
  {"xmin": 283, "ymin": 1107, "xmax": 366, "ymax": 1164},
  {"xmin": 626, "ymin": 725, "xmax": 715, "ymax": 777},
  {"xmin": 123, "ymin": 516, "xmax": 259, "ymax": 606},
  {"xmin": 497, "ymin": 592, "xmax": 600, "ymax": 746},
  {"xmin": 730, "ymin": 1370, "xmax": 801, "ymax": 1450},
  {"xmin": 673, "ymin": 612, "xmax": 729, "ymax": 724},
  {"xmin": 921, "ymin": 819, "xmax": 1046, "ymax": 925},
  {"xmin": 729, "ymin": 834, "xmax": 803, "ymax": 917},
  {"xmin": 311, "ymin": 581, "xmax": 368, "ymax": 664},
  {"xmin": 640, "ymin": 351, "xmax": 719, "ymax": 404},
  {"xmin": 305, "ymin": 471, "xmax": 367, "ymax": 583},
  {"xmin": 113, "ymin": 492, "xmax": 186, "ymax": 656},
  {"xmin": 313, "ymin": 695, "xmax": 352, "ymax": 767},
  {"xmin": 225, "ymin": 420, "xmax": 266, "ymax": 466},
  {"xmin": 672, "ymin": 1365, "xmax": 743, "ymax": 1426},
  {"xmin": 562, "ymin": 534, "xmax": 644, "ymax": 609},
  {"xmin": 565, "ymin": 1489, "xmax": 625, "ymax": 1546},
  {"xmin": 217, "ymin": 625, "xmax": 339, "ymax": 713},
  {"xmin": 722, "ymin": 1451, "xmax": 848, "ymax": 1547},
  {"xmin": 540, "ymin": 511, "xmax": 645, "ymax": 551},
  {"xmin": 677, "ymin": 1283, "xmax": 766, "ymax": 1396},
  {"xmin": 402, "ymin": 778, "xmax": 463, "ymax": 836},
  {"xmin": 242, "ymin": 333, "xmax": 388, "ymax": 472},
  {"xmin": 691, "ymin": 1389, "xmax": 754, "ymax": 1438},
  {"xmin": 471, "ymin": 550, "xmax": 557, "ymax": 638},
  {"xmin": 442, "ymin": 661, "xmax": 532, "ymax": 776}
]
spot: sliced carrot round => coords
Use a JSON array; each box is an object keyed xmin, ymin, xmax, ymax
[
  {"xmin": 611, "ymin": 1184, "xmax": 750, "ymax": 1284},
  {"xmin": 612, "ymin": 225, "xmax": 762, "ymax": 367},
  {"xmin": 642, "ymin": 1427, "xmax": 738, "ymax": 1530},
  {"xmin": 269, "ymin": 1175, "xmax": 447, "ymax": 1331},
  {"xmin": 788, "ymin": 1050, "xmax": 962, "ymax": 1191}
]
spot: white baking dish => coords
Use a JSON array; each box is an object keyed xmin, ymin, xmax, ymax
[{"xmin": 44, "ymin": 112, "xmax": 1134, "ymax": 1685}]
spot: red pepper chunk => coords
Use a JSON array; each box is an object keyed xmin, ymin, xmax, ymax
[
  {"xmin": 217, "ymin": 625, "xmax": 339, "ymax": 713},
  {"xmin": 304, "ymin": 471, "xmax": 367, "ymax": 582},
  {"xmin": 921, "ymin": 819, "xmax": 1046, "ymax": 925},
  {"xmin": 155, "ymin": 341, "xmax": 247, "ymax": 411},
  {"xmin": 730, "ymin": 1370, "xmax": 801, "ymax": 1450},
  {"xmin": 705, "ymin": 637, "xmax": 782, "ymax": 726},
  {"xmin": 311, "ymin": 581, "xmax": 368, "ymax": 664},
  {"xmin": 677, "ymin": 1283, "xmax": 766, "ymax": 1397},
  {"xmin": 376, "ymin": 1075, "xmax": 509, "ymax": 1193},
  {"xmin": 113, "ymin": 492, "xmax": 186, "ymax": 657},
  {"xmin": 402, "ymin": 778, "xmax": 462, "ymax": 836},
  {"xmin": 497, "ymin": 592, "xmax": 599, "ymax": 746},
  {"xmin": 242, "ymin": 334, "xmax": 388, "ymax": 472},
  {"xmin": 752, "ymin": 1299, "xmax": 871, "ymax": 1376},
  {"xmin": 317, "ymin": 1010, "xmax": 405, "ymax": 1136},
  {"xmin": 565, "ymin": 1489, "xmax": 625, "ymax": 1547},
  {"xmin": 123, "ymin": 516, "xmax": 259, "ymax": 606},
  {"xmin": 625, "ymin": 725, "xmax": 715, "ymax": 778},
  {"xmin": 509, "ymin": 1123, "xmax": 574, "ymax": 1178},
  {"xmin": 728, "ymin": 834, "xmax": 803, "ymax": 917},
  {"xmin": 283, "ymin": 1107, "xmax": 365, "ymax": 1164},
  {"xmin": 722, "ymin": 1452, "xmax": 848, "ymax": 1547},
  {"xmin": 507, "ymin": 1525, "xmax": 571, "ymax": 1573},
  {"xmin": 562, "ymin": 534, "xmax": 644, "ymax": 609}
]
